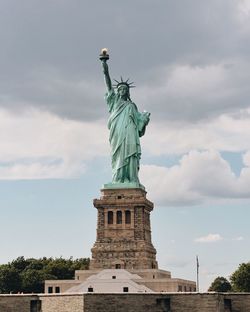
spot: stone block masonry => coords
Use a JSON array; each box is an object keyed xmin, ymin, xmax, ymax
[
  {"xmin": 41, "ymin": 294, "xmax": 84, "ymax": 312},
  {"xmin": 83, "ymin": 293, "xmax": 250, "ymax": 312},
  {"xmin": 0, "ymin": 294, "xmax": 40, "ymax": 312},
  {"xmin": 90, "ymin": 188, "xmax": 158, "ymax": 270},
  {"xmin": 1, "ymin": 292, "xmax": 250, "ymax": 312}
]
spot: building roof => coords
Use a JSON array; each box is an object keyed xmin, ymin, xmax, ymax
[{"xmin": 66, "ymin": 269, "xmax": 154, "ymax": 294}]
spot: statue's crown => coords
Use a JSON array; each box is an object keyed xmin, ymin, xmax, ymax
[{"xmin": 113, "ymin": 77, "xmax": 136, "ymax": 89}]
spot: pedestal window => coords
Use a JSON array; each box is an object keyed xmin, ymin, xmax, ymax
[
  {"xmin": 117, "ymin": 211, "xmax": 122, "ymax": 224},
  {"xmin": 125, "ymin": 210, "xmax": 131, "ymax": 224},
  {"xmin": 108, "ymin": 211, "xmax": 113, "ymax": 224}
]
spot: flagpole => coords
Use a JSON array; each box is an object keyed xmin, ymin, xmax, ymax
[{"xmin": 196, "ymin": 255, "xmax": 199, "ymax": 292}]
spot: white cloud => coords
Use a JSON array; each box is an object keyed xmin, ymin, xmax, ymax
[
  {"xmin": 194, "ymin": 234, "xmax": 223, "ymax": 243},
  {"xmin": 164, "ymin": 64, "xmax": 227, "ymax": 98},
  {"xmin": 141, "ymin": 149, "xmax": 250, "ymax": 205},
  {"xmin": 232, "ymin": 236, "xmax": 244, "ymax": 241},
  {"xmin": 141, "ymin": 163, "xmax": 202, "ymax": 206},
  {"xmin": 143, "ymin": 109, "xmax": 250, "ymax": 155},
  {"xmin": 243, "ymin": 151, "xmax": 250, "ymax": 166},
  {"xmin": 0, "ymin": 108, "xmax": 108, "ymax": 179},
  {"xmin": 238, "ymin": 0, "xmax": 250, "ymax": 15}
]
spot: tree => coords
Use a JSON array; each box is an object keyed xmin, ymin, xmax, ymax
[
  {"xmin": 11, "ymin": 256, "xmax": 31, "ymax": 272},
  {"xmin": 70, "ymin": 258, "xmax": 89, "ymax": 271},
  {"xmin": 0, "ymin": 265, "xmax": 22, "ymax": 293},
  {"xmin": 208, "ymin": 276, "xmax": 232, "ymax": 292},
  {"xmin": 44, "ymin": 258, "xmax": 74, "ymax": 280},
  {"xmin": 20, "ymin": 269, "xmax": 55, "ymax": 293},
  {"xmin": 0, "ymin": 256, "xmax": 90, "ymax": 294},
  {"xmin": 230, "ymin": 262, "xmax": 250, "ymax": 292}
]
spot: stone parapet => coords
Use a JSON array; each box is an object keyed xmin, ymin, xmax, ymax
[
  {"xmin": 94, "ymin": 188, "xmax": 154, "ymax": 211},
  {"xmin": 2, "ymin": 293, "xmax": 250, "ymax": 312}
]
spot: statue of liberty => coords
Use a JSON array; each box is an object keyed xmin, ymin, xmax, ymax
[{"xmin": 99, "ymin": 49, "xmax": 150, "ymax": 189}]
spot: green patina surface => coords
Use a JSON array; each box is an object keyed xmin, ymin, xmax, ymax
[
  {"xmin": 103, "ymin": 182, "xmax": 145, "ymax": 190},
  {"xmin": 100, "ymin": 50, "xmax": 150, "ymax": 190}
]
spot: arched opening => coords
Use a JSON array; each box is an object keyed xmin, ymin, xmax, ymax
[
  {"xmin": 117, "ymin": 211, "xmax": 122, "ymax": 224},
  {"xmin": 108, "ymin": 211, "xmax": 113, "ymax": 224},
  {"xmin": 125, "ymin": 210, "xmax": 131, "ymax": 224}
]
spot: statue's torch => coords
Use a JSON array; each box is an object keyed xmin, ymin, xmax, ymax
[{"xmin": 99, "ymin": 48, "xmax": 109, "ymax": 61}]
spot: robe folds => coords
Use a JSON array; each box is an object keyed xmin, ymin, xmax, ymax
[{"xmin": 105, "ymin": 89, "xmax": 148, "ymax": 183}]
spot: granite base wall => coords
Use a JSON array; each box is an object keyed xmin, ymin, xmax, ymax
[
  {"xmin": 41, "ymin": 294, "xmax": 83, "ymax": 312},
  {"xmin": 0, "ymin": 295, "xmax": 39, "ymax": 312},
  {"xmin": 83, "ymin": 293, "xmax": 220, "ymax": 312},
  {"xmin": 1, "ymin": 292, "xmax": 250, "ymax": 312}
]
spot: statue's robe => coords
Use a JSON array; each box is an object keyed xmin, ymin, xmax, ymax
[{"xmin": 105, "ymin": 89, "xmax": 147, "ymax": 183}]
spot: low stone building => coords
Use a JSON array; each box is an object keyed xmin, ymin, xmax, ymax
[{"xmin": 45, "ymin": 269, "xmax": 196, "ymax": 294}]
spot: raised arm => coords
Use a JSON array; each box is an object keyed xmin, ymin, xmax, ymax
[
  {"xmin": 99, "ymin": 49, "xmax": 112, "ymax": 92},
  {"xmin": 102, "ymin": 60, "xmax": 112, "ymax": 92}
]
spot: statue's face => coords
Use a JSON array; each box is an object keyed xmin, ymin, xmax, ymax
[{"xmin": 118, "ymin": 85, "xmax": 129, "ymax": 97}]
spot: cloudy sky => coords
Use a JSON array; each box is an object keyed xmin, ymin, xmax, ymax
[{"xmin": 0, "ymin": 0, "xmax": 250, "ymax": 291}]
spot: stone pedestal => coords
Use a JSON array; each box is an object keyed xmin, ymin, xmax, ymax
[{"xmin": 90, "ymin": 188, "xmax": 158, "ymax": 270}]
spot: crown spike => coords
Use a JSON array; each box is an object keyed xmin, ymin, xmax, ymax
[{"xmin": 113, "ymin": 77, "xmax": 136, "ymax": 89}]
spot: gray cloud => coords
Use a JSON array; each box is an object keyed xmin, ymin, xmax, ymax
[
  {"xmin": 136, "ymin": 60, "xmax": 250, "ymax": 122},
  {"xmin": 0, "ymin": 0, "xmax": 249, "ymax": 122}
]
